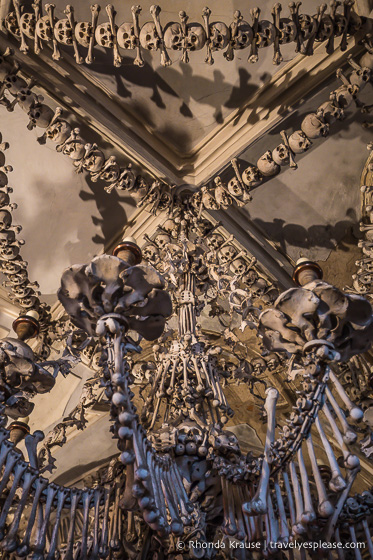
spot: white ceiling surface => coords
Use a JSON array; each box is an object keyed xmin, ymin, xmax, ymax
[
  {"xmin": 54, "ymin": 0, "xmax": 324, "ymax": 154},
  {"xmin": 0, "ymin": 103, "xmax": 137, "ymax": 299},
  {"xmin": 231, "ymin": 79, "xmax": 373, "ymax": 263}
]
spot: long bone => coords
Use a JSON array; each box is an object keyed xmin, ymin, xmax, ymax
[
  {"xmin": 0, "ymin": 458, "xmax": 27, "ymax": 538},
  {"xmin": 25, "ymin": 430, "xmax": 44, "ymax": 470},
  {"xmin": 163, "ymin": 460, "xmax": 190, "ymax": 524},
  {"xmin": 45, "ymin": 4, "xmax": 61, "ymax": 61},
  {"xmin": 79, "ymin": 489, "xmax": 93, "ymax": 560},
  {"xmin": 13, "ymin": 0, "xmax": 28, "ymax": 53},
  {"xmin": 280, "ymin": 130, "xmax": 297, "ymax": 169},
  {"xmin": 326, "ymin": 0, "xmax": 339, "ymax": 54},
  {"xmin": 288, "ymin": 461, "xmax": 307, "ymax": 536},
  {"xmin": 161, "ymin": 463, "xmax": 184, "ymax": 535},
  {"xmin": 1, "ymin": 468, "xmax": 38, "ymax": 552},
  {"xmin": 340, "ymin": 0, "xmax": 353, "ymax": 52},
  {"xmin": 273, "ymin": 474, "xmax": 290, "ymax": 543},
  {"xmin": 32, "ymin": 0, "xmax": 42, "ymax": 54},
  {"xmin": 99, "ymin": 487, "xmax": 112, "ymax": 558},
  {"xmin": 62, "ymin": 489, "xmax": 82, "ymax": 560},
  {"xmin": 265, "ymin": 491, "xmax": 280, "ymax": 552},
  {"xmin": 152, "ymin": 457, "xmax": 170, "ymax": 531},
  {"xmin": 249, "ymin": 8, "xmax": 260, "ymax": 63},
  {"xmin": 325, "ymin": 385, "xmax": 357, "ymax": 444},
  {"xmin": 349, "ymin": 524, "xmax": 363, "ymax": 560},
  {"xmin": 106, "ymin": 5, "xmax": 121, "ymax": 67},
  {"xmin": 314, "ymin": 414, "xmax": 346, "ymax": 492},
  {"xmin": 243, "ymin": 387, "xmax": 278, "ymax": 515},
  {"xmin": 305, "ymin": 3, "xmax": 326, "ymax": 56},
  {"xmin": 16, "ymin": 475, "xmax": 48, "ymax": 557},
  {"xmin": 297, "ymin": 446, "xmax": 316, "ymax": 524},
  {"xmin": 64, "ymin": 5, "xmax": 83, "ymax": 64},
  {"xmin": 31, "ymin": 482, "xmax": 58, "ymax": 560},
  {"xmin": 224, "ymin": 10, "xmax": 241, "ymax": 62},
  {"xmin": 361, "ymin": 518, "xmax": 373, "ymax": 558},
  {"xmin": 108, "ymin": 483, "xmax": 122, "ymax": 551},
  {"xmin": 231, "ymin": 158, "xmax": 251, "ymax": 200},
  {"xmin": 305, "ymin": 433, "xmax": 334, "ymax": 518},
  {"xmin": 45, "ymin": 487, "xmax": 69, "ymax": 560},
  {"xmin": 289, "ymin": 2, "xmax": 301, "ymax": 53},
  {"xmin": 0, "ymin": 449, "xmax": 22, "ymax": 496},
  {"xmin": 221, "ymin": 477, "xmax": 237, "ymax": 536},
  {"xmin": 271, "ymin": 3, "xmax": 283, "ymax": 65},
  {"xmin": 202, "ymin": 7, "xmax": 213, "ymax": 65},
  {"xmin": 0, "ymin": 439, "xmax": 14, "ymax": 471},
  {"xmin": 322, "ymin": 403, "xmax": 360, "ymax": 469},
  {"xmin": 86, "ymin": 4, "xmax": 100, "ymax": 64},
  {"xmin": 131, "ymin": 6, "xmax": 145, "ymax": 66},
  {"xmin": 231, "ymin": 485, "xmax": 246, "ymax": 541},
  {"xmin": 334, "ymin": 527, "xmax": 346, "ymax": 560},
  {"xmin": 150, "ymin": 5, "xmax": 171, "ymax": 67},
  {"xmin": 328, "ymin": 369, "xmax": 363, "ymax": 421},
  {"xmin": 324, "ymin": 468, "xmax": 359, "ymax": 542},
  {"xmin": 169, "ymin": 460, "xmax": 194, "ymax": 516}
]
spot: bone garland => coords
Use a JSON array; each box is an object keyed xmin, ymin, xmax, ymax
[
  {"xmin": 0, "ymin": 137, "xmax": 52, "ymax": 329},
  {"xmin": 0, "ymin": 50, "xmax": 172, "ymax": 212},
  {"xmin": 4, "ymin": 1, "xmax": 364, "ymax": 67},
  {"xmin": 207, "ymin": 49, "xmax": 372, "ymax": 211}
]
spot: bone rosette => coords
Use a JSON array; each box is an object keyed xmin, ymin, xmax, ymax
[
  {"xmin": 0, "ymin": 337, "xmax": 55, "ymax": 417},
  {"xmin": 57, "ymin": 254, "xmax": 172, "ymax": 340},
  {"xmin": 258, "ymin": 280, "xmax": 373, "ymax": 361}
]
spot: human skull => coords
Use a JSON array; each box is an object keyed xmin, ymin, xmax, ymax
[
  {"xmin": 16, "ymin": 88, "xmax": 38, "ymax": 112},
  {"xmin": 266, "ymin": 353, "xmax": 279, "ymax": 371},
  {"xmin": 227, "ymin": 177, "xmax": 243, "ymax": 198},
  {"xmin": 4, "ymin": 74, "xmax": 27, "ymax": 95},
  {"xmin": 7, "ymin": 269, "xmax": 28, "ymax": 285},
  {"xmin": 0, "ymin": 230, "xmax": 17, "ymax": 246},
  {"xmin": 315, "ymin": 14, "xmax": 333, "ymax": 42},
  {"xmin": 117, "ymin": 22, "xmax": 136, "ymax": 49},
  {"xmin": 232, "ymin": 20, "xmax": 253, "ymax": 50},
  {"xmin": 95, "ymin": 22, "xmax": 116, "ymax": 48},
  {"xmin": 257, "ymin": 20, "xmax": 275, "ymax": 48},
  {"xmin": 242, "ymin": 165, "xmax": 263, "ymax": 187},
  {"xmin": 164, "ymin": 22, "xmax": 183, "ymax": 50},
  {"xmin": 20, "ymin": 12, "xmax": 36, "ymax": 39},
  {"xmin": 333, "ymin": 13, "xmax": 347, "ymax": 37},
  {"xmin": 298, "ymin": 14, "xmax": 317, "ymax": 40},
  {"xmin": 0, "ymin": 245, "xmax": 20, "ymax": 260},
  {"xmin": 214, "ymin": 185, "xmax": 232, "ymax": 209},
  {"xmin": 83, "ymin": 148, "xmax": 105, "ymax": 173},
  {"xmin": 347, "ymin": 11, "xmax": 362, "ymax": 35},
  {"xmin": 140, "ymin": 22, "xmax": 160, "ymax": 50},
  {"xmin": 288, "ymin": 130, "xmax": 312, "ymax": 154},
  {"xmin": 211, "ymin": 431, "xmax": 239, "ymax": 454},
  {"xmin": 46, "ymin": 120, "xmax": 71, "ymax": 145},
  {"xmin": 272, "ymin": 143, "xmax": 290, "ymax": 166},
  {"xmin": 230, "ymin": 257, "xmax": 247, "ymax": 276},
  {"xmin": 183, "ymin": 23, "xmax": 206, "ymax": 51},
  {"xmin": 201, "ymin": 187, "xmax": 219, "ymax": 210},
  {"xmin": 154, "ymin": 232, "xmax": 171, "ymax": 250},
  {"xmin": 279, "ymin": 18, "xmax": 297, "ymax": 44},
  {"xmin": 63, "ymin": 139, "xmax": 86, "ymax": 160},
  {"xmin": 28, "ymin": 104, "xmax": 54, "ymax": 129},
  {"xmin": 18, "ymin": 296, "xmax": 38, "ymax": 309},
  {"xmin": 54, "ymin": 18, "xmax": 73, "ymax": 45},
  {"xmin": 209, "ymin": 22, "xmax": 229, "ymax": 50},
  {"xmin": 163, "ymin": 219, "xmax": 178, "ymax": 237},
  {"xmin": 5, "ymin": 12, "xmax": 20, "ymax": 38},
  {"xmin": 116, "ymin": 166, "xmax": 136, "ymax": 191},
  {"xmin": 75, "ymin": 21, "xmax": 93, "ymax": 47},
  {"xmin": 218, "ymin": 245, "xmax": 237, "ymax": 265},
  {"xmin": 257, "ymin": 151, "xmax": 280, "ymax": 176},
  {"xmin": 0, "ymin": 210, "xmax": 12, "ymax": 230},
  {"xmin": 0, "ymin": 190, "xmax": 11, "ymax": 208},
  {"xmin": 331, "ymin": 85, "xmax": 357, "ymax": 110},
  {"xmin": 35, "ymin": 15, "xmax": 53, "ymax": 41},
  {"xmin": 206, "ymin": 233, "xmax": 224, "ymax": 250},
  {"xmin": 100, "ymin": 161, "xmax": 120, "ymax": 183},
  {"xmin": 251, "ymin": 356, "xmax": 266, "ymax": 375},
  {"xmin": 316, "ymin": 101, "xmax": 344, "ymax": 124},
  {"xmin": 142, "ymin": 243, "xmax": 160, "ymax": 264},
  {"xmin": 301, "ymin": 113, "xmax": 329, "ymax": 139},
  {"xmin": 350, "ymin": 68, "xmax": 371, "ymax": 89}
]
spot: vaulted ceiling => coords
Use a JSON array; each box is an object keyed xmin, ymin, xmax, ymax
[{"xmin": 0, "ymin": 0, "xmax": 372, "ymax": 485}]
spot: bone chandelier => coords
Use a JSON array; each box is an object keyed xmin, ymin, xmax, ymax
[{"xmin": 0, "ymin": 157, "xmax": 372, "ymax": 559}]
